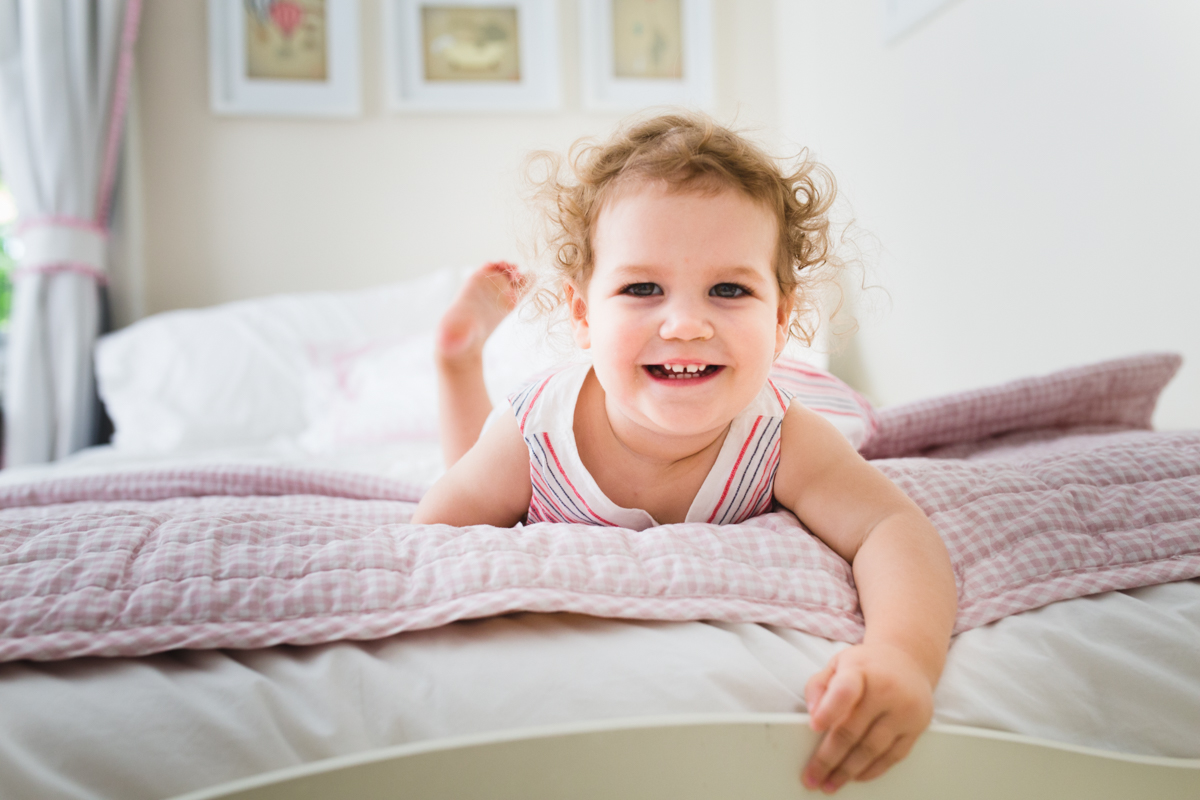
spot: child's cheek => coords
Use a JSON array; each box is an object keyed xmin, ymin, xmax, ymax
[{"xmin": 592, "ymin": 309, "xmax": 638, "ymax": 361}]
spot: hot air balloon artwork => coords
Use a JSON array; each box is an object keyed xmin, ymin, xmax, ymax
[{"xmin": 245, "ymin": 0, "xmax": 328, "ymax": 81}]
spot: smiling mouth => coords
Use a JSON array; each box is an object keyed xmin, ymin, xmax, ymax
[{"xmin": 645, "ymin": 364, "xmax": 722, "ymax": 380}]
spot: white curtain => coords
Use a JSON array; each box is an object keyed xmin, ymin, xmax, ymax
[{"xmin": 0, "ymin": 0, "xmax": 141, "ymax": 466}]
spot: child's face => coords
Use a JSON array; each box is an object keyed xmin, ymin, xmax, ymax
[{"xmin": 568, "ymin": 181, "xmax": 789, "ymax": 440}]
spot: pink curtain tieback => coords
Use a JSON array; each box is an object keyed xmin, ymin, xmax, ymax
[{"xmin": 9, "ymin": 217, "xmax": 109, "ymax": 284}]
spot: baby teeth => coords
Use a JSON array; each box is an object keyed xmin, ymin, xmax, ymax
[{"xmin": 654, "ymin": 363, "xmax": 711, "ymax": 379}]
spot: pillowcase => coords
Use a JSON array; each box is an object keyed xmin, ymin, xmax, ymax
[
  {"xmin": 96, "ymin": 267, "xmax": 465, "ymax": 452},
  {"xmin": 298, "ymin": 332, "xmax": 442, "ymax": 450},
  {"xmin": 297, "ymin": 302, "xmax": 575, "ymax": 453},
  {"xmin": 769, "ymin": 357, "xmax": 877, "ymax": 449}
]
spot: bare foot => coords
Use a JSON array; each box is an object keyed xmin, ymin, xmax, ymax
[
  {"xmin": 436, "ymin": 261, "xmax": 525, "ymax": 366},
  {"xmin": 435, "ymin": 261, "xmax": 525, "ymax": 467}
]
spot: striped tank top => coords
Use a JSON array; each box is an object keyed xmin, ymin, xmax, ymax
[{"xmin": 508, "ymin": 362, "xmax": 793, "ymax": 530}]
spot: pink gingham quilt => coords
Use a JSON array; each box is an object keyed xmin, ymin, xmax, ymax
[{"xmin": 1, "ymin": 354, "xmax": 1197, "ymax": 662}]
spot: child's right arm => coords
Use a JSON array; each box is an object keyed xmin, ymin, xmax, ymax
[{"xmin": 411, "ymin": 411, "xmax": 532, "ymax": 527}]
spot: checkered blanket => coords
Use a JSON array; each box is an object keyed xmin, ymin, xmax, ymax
[{"xmin": 2, "ymin": 354, "xmax": 1197, "ymax": 662}]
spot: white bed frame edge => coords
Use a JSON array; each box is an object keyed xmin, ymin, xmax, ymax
[{"xmin": 168, "ymin": 713, "xmax": 1200, "ymax": 799}]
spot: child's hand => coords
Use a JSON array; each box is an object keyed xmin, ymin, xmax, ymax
[{"xmin": 801, "ymin": 642, "xmax": 935, "ymax": 793}]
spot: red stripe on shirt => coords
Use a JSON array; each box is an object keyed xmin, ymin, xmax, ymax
[
  {"xmin": 542, "ymin": 433, "xmax": 617, "ymax": 526},
  {"xmin": 529, "ymin": 467, "xmax": 578, "ymax": 524},
  {"xmin": 742, "ymin": 441, "xmax": 780, "ymax": 521},
  {"xmin": 518, "ymin": 376, "xmax": 554, "ymax": 433},
  {"xmin": 768, "ymin": 379, "xmax": 789, "ymax": 413},
  {"xmin": 707, "ymin": 415, "xmax": 763, "ymax": 524}
]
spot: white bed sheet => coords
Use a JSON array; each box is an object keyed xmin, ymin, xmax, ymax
[{"xmin": 1, "ymin": 445, "xmax": 1197, "ymax": 800}]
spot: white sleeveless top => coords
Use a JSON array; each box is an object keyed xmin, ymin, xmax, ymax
[{"xmin": 508, "ymin": 363, "xmax": 793, "ymax": 530}]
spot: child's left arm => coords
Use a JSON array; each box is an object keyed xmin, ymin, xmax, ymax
[{"xmin": 773, "ymin": 403, "xmax": 957, "ymax": 793}]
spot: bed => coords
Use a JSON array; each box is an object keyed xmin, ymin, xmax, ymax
[{"xmin": 1, "ymin": 266, "xmax": 1197, "ymax": 800}]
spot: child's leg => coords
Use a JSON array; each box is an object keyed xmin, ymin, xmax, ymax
[{"xmin": 435, "ymin": 261, "xmax": 524, "ymax": 467}]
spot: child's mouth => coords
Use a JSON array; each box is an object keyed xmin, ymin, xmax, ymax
[{"xmin": 645, "ymin": 364, "xmax": 722, "ymax": 381}]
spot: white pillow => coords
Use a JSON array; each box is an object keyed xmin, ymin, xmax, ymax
[
  {"xmin": 298, "ymin": 332, "xmax": 442, "ymax": 451},
  {"xmin": 96, "ymin": 267, "xmax": 464, "ymax": 453},
  {"xmin": 297, "ymin": 299, "xmax": 572, "ymax": 453}
]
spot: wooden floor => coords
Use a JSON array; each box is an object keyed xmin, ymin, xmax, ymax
[{"xmin": 170, "ymin": 713, "xmax": 1200, "ymax": 800}]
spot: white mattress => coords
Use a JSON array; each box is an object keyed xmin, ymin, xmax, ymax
[{"xmin": 1, "ymin": 445, "xmax": 1197, "ymax": 800}]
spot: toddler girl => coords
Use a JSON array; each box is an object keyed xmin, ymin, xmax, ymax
[{"xmin": 413, "ymin": 112, "xmax": 956, "ymax": 794}]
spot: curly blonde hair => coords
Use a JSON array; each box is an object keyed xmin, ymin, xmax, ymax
[{"xmin": 527, "ymin": 111, "xmax": 842, "ymax": 346}]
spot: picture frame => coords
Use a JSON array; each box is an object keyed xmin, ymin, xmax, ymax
[
  {"xmin": 384, "ymin": 0, "xmax": 561, "ymax": 113},
  {"xmin": 579, "ymin": 0, "xmax": 713, "ymax": 112},
  {"xmin": 208, "ymin": 0, "xmax": 361, "ymax": 117}
]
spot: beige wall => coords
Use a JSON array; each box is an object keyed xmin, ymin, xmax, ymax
[
  {"xmin": 779, "ymin": 0, "xmax": 1200, "ymax": 429},
  {"xmin": 136, "ymin": 0, "xmax": 781, "ymax": 313}
]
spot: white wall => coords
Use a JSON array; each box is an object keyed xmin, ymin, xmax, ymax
[
  {"xmin": 777, "ymin": 0, "xmax": 1200, "ymax": 429},
  {"xmin": 135, "ymin": 0, "xmax": 781, "ymax": 312}
]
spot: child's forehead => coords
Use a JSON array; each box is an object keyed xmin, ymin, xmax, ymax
[
  {"xmin": 593, "ymin": 180, "xmax": 779, "ymax": 255},
  {"xmin": 593, "ymin": 178, "xmax": 779, "ymax": 250},
  {"xmin": 599, "ymin": 175, "xmax": 770, "ymax": 215}
]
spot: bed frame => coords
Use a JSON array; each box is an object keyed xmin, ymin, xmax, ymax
[{"xmin": 170, "ymin": 713, "xmax": 1200, "ymax": 799}]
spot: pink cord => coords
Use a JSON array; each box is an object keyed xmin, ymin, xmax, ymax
[
  {"xmin": 13, "ymin": 216, "xmax": 108, "ymax": 236},
  {"xmin": 13, "ymin": 262, "xmax": 109, "ymax": 285},
  {"xmin": 95, "ymin": 0, "xmax": 143, "ymax": 227}
]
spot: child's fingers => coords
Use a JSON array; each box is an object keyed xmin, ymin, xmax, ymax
[
  {"xmin": 853, "ymin": 733, "xmax": 916, "ymax": 783},
  {"xmin": 808, "ymin": 664, "xmax": 863, "ymax": 732},
  {"xmin": 804, "ymin": 662, "xmax": 836, "ymax": 725},
  {"xmin": 816, "ymin": 716, "xmax": 901, "ymax": 792},
  {"xmin": 802, "ymin": 706, "xmax": 880, "ymax": 791},
  {"xmin": 801, "ymin": 670, "xmax": 868, "ymax": 789}
]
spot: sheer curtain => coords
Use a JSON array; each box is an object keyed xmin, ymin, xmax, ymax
[{"xmin": 0, "ymin": 0, "xmax": 142, "ymax": 466}]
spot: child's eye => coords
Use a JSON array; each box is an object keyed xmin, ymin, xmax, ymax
[
  {"xmin": 710, "ymin": 283, "xmax": 750, "ymax": 298},
  {"xmin": 621, "ymin": 282, "xmax": 662, "ymax": 297}
]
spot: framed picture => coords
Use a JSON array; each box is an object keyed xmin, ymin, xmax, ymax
[
  {"xmin": 384, "ymin": 0, "xmax": 561, "ymax": 112},
  {"xmin": 208, "ymin": 0, "xmax": 361, "ymax": 117},
  {"xmin": 579, "ymin": 0, "xmax": 713, "ymax": 111}
]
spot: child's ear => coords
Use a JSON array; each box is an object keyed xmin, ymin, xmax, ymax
[
  {"xmin": 564, "ymin": 282, "xmax": 591, "ymax": 349},
  {"xmin": 775, "ymin": 293, "xmax": 796, "ymax": 359}
]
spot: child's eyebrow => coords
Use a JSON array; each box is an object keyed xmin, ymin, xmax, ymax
[
  {"xmin": 609, "ymin": 264, "xmax": 770, "ymax": 282},
  {"xmin": 607, "ymin": 265, "xmax": 655, "ymax": 280},
  {"xmin": 713, "ymin": 265, "xmax": 772, "ymax": 283}
]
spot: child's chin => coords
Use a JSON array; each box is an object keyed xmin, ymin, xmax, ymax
[{"xmin": 641, "ymin": 408, "xmax": 730, "ymax": 437}]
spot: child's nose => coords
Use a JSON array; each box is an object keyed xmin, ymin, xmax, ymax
[{"xmin": 658, "ymin": 297, "xmax": 715, "ymax": 341}]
